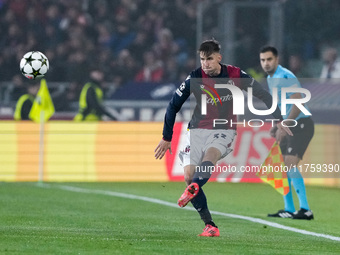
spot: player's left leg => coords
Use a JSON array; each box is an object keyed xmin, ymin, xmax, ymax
[
  {"xmin": 285, "ymin": 155, "xmax": 309, "ymax": 209},
  {"xmin": 268, "ymin": 134, "xmax": 294, "ymax": 218},
  {"xmin": 191, "ymin": 160, "xmax": 216, "ymax": 227},
  {"xmin": 286, "ymin": 117, "xmax": 314, "ymax": 220},
  {"xmin": 192, "ymin": 147, "xmax": 221, "ymax": 236},
  {"xmin": 285, "ymin": 155, "xmax": 313, "ymax": 220}
]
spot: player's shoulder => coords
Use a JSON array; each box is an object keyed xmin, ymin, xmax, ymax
[
  {"xmin": 277, "ymin": 65, "xmax": 296, "ymax": 79},
  {"xmin": 190, "ymin": 67, "xmax": 203, "ymax": 78},
  {"xmin": 220, "ymin": 64, "xmax": 242, "ymax": 78},
  {"xmin": 224, "ymin": 64, "xmax": 241, "ymax": 72}
]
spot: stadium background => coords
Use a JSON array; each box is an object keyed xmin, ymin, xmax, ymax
[{"xmin": 0, "ymin": 0, "xmax": 339, "ymax": 187}]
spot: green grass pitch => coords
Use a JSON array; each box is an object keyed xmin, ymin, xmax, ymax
[{"xmin": 0, "ymin": 182, "xmax": 339, "ymax": 254}]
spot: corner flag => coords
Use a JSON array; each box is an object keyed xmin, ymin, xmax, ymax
[
  {"xmin": 29, "ymin": 79, "xmax": 55, "ymax": 122},
  {"xmin": 256, "ymin": 142, "xmax": 290, "ymax": 195}
]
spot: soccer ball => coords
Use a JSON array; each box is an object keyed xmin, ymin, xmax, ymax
[{"xmin": 20, "ymin": 51, "xmax": 49, "ymax": 80}]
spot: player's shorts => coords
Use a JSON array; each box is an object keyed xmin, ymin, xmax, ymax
[
  {"xmin": 280, "ymin": 117, "xmax": 314, "ymax": 159},
  {"xmin": 179, "ymin": 129, "xmax": 236, "ymax": 167}
]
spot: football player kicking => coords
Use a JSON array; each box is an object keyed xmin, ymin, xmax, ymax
[{"xmin": 155, "ymin": 39, "xmax": 292, "ymax": 237}]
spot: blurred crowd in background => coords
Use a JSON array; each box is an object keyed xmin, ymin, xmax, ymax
[
  {"xmin": 0, "ymin": 0, "xmax": 340, "ymax": 110},
  {"xmin": 0, "ymin": 0, "xmax": 198, "ymax": 104}
]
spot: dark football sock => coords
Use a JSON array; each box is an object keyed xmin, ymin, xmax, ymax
[
  {"xmin": 191, "ymin": 189, "xmax": 216, "ymax": 226},
  {"xmin": 192, "ymin": 161, "xmax": 214, "ymax": 188},
  {"xmin": 206, "ymin": 220, "xmax": 217, "ymax": 228}
]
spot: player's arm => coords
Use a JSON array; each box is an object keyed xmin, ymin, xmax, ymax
[
  {"xmin": 272, "ymin": 91, "xmax": 304, "ymax": 141},
  {"xmin": 87, "ymin": 87, "xmax": 116, "ymax": 120},
  {"xmin": 275, "ymin": 77, "xmax": 305, "ymax": 138},
  {"xmin": 284, "ymin": 92, "xmax": 304, "ymax": 125},
  {"xmin": 155, "ymin": 77, "xmax": 191, "ymax": 160},
  {"xmin": 240, "ymin": 71, "xmax": 293, "ymax": 136}
]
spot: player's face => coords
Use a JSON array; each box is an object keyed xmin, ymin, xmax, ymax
[
  {"xmin": 260, "ymin": 51, "xmax": 279, "ymax": 76},
  {"xmin": 200, "ymin": 52, "xmax": 222, "ymax": 76}
]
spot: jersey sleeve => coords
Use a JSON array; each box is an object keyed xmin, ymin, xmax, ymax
[
  {"xmin": 240, "ymin": 70, "xmax": 283, "ymax": 121},
  {"xmin": 162, "ymin": 75, "xmax": 191, "ymax": 141}
]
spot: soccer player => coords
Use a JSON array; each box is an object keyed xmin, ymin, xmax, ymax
[
  {"xmin": 260, "ymin": 46, "xmax": 314, "ymax": 220},
  {"xmin": 154, "ymin": 39, "xmax": 292, "ymax": 237}
]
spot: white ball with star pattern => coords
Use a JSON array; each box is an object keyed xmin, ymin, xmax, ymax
[{"xmin": 20, "ymin": 51, "xmax": 49, "ymax": 80}]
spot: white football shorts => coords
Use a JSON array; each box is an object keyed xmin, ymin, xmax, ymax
[{"xmin": 179, "ymin": 129, "xmax": 236, "ymax": 167}]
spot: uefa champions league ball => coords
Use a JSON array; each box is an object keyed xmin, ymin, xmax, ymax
[{"xmin": 20, "ymin": 51, "xmax": 49, "ymax": 80}]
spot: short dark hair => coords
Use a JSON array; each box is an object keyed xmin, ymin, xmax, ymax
[
  {"xmin": 198, "ymin": 39, "xmax": 221, "ymax": 56},
  {"xmin": 260, "ymin": 46, "xmax": 278, "ymax": 57}
]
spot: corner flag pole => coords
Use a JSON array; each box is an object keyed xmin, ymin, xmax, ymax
[
  {"xmin": 29, "ymin": 79, "xmax": 55, "ymax": 183},
  {"xmin": 38, "ymin": 110, "xmax": 45, "ymax": 182}
]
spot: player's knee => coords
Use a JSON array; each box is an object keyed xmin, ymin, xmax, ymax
[
  {"xmin": 184, "ymin": 165, "xmax": 195, "ymax": 185},
  {"xmin": 288, "ymin": 168, "xmax": 303, "ymax": 179},
  {"xmin": 184, "ymin": 172, "xmax": 192, "ymax": 186}
]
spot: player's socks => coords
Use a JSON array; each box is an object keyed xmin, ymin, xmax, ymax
[
  {"xmin": 289, "ymin": 167, "xmax": 310, "ymax": 210},
  {"xmin": 192, "ymin": 161, "xmax": 213, "ymax": 188},
  {"xmin": 206, "ymin": 220, "xmax": 217, "ymax": 228},
  {"xmin": 191, "ymin": 189, "xmax": 214, "ymax": 225},
  {"xmin": 283, "ymin": 177, "xmax": 295, "ymax": 213},
  {"xmin": 191, "ymin": 161, "xmax": 215, "ymax": 226}
]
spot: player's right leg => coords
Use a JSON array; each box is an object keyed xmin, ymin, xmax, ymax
[
  {"xmin": 178, "ymin": 165, "xmax": 199, "ymax": 208},
  {"xmin": 190, "ymin": 147, "xmax": 223, "ymax": 236},
  {"xmin": 178, "ymin": 163, "xmax": 219, "ymax": 236},
  {"xmin": 268, "ymin": 136, "xmax": 295, "ymax": 218},
  {"xmin": 285, "ymin": 155, "xmax": 313, "ymax": 220},
  {"xmin": 286, "ymin": 118, "xmax": 314, "ymax": 220},
  {"xmin": 198, "ymin": 224, "xmax": 220, "ymax": 237}
]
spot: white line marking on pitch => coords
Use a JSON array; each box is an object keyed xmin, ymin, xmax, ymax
[{"xmin": 38, "ymin": 183, "xmax": 340, "ymax": 242}]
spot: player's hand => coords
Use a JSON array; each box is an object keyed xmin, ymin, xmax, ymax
[
  {"xmin": 154, "ymin": 139, "xmax": 172, "ymax": 160},
  {"xmin": 270, "ymin": 126, "xmax": 278, "ymax": 138},
  {"xmin": 276, "ymin": 123, "xmax": 293, "ymax": 142}
]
